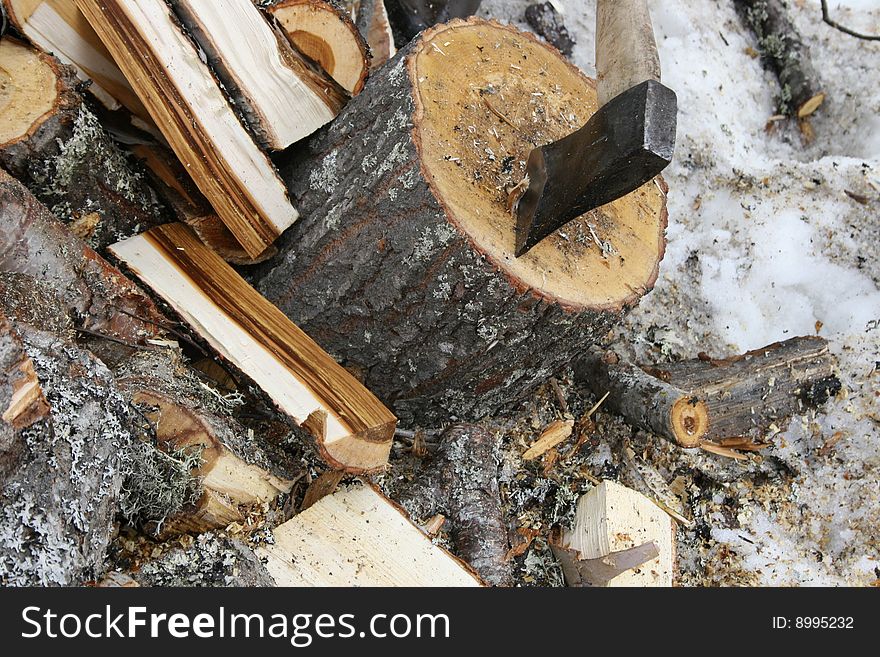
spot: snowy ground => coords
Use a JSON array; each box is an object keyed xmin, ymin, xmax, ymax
[{"xmin": 477, "ymin": 0, "xmax": 880, "ymax": 585}]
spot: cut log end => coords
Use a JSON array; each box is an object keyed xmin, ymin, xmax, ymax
[
  {"xmin": 410, "ymin": 20, "xmax": 667, "ymax": 311},
  {"xmin": 670, "ymin": 396, "xmax": 709, "ymax": 448},
  {"xmin": 0, "ymin": 38, "xmax": 63, "ymax": 148},
  {"xmin": 268, "ymin": 0, "xmax": 369, "ymax": 95}
]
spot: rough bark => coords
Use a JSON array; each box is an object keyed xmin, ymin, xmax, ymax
[
  {"xmin": 0, "ymin": 40, "xmax": 168, "ymax": 251},
  {"xmin": 643, "ymin": 336, "xmax": 839, "ymax": 442},
  {"xmin": 252, "ymin": 21, "xmax": 666, "ymax": 425},
  {"xmin": 734, "ymin": 0, "xmax": 825, "ymax": 117},
  {"xmin": 385, "ymin": 0, "xmax": 481, "ymax": 44},
  {"xmin": 356, "ymin": 0, "xmax": 396, "ymax": 70},
  {"xmin": 394, "ymin": 424, "xmax": 511, "ymax": 586},
  {"xmin": 525, "ymin": 2, "xmax": 574, "ymax": 57},
  {"xmin": 0, "ymin": 324, "xmax": 134, "ymax": 586}
]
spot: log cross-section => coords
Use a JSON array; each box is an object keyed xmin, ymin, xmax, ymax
[
  {"xmin": 109, "ymin": 223, "xmax": 397, "ymax": 473},
  {"xmin": 77, "ymin": 0, "xmax": 297, "ymax": 258}
]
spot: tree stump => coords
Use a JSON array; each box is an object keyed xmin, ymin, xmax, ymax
[{"xmin": 254, "ymin": 19, "xmax": 668, "ymax": 425}]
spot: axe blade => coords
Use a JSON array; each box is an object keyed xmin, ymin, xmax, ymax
[{"xmin": 514, "ymin": 79, "xmax": 677, "ymax": 257}]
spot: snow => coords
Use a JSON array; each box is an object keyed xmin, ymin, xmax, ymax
[{"xmin": 480, "ymin": 0, "xmax": 880, "ymax": 585}]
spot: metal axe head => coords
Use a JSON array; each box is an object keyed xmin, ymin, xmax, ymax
[{"xmin": 514, "ymin": 80, "xmax": 677, "ymax": 257}]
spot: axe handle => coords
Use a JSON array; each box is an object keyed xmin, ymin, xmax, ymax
[{"xmin": 596, "ymin": 0, "xmax": 661, "ymax": 107}]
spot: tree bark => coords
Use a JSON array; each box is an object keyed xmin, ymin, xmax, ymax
[
  {"xmin": 252, "ymin": 19, "xmax": 668, "ymax": 425},
  {"xmin": 393, "ymin": 424, "xmax": 511, "ymax": 586},
  {"xmin": 0, "ymin": 38, "xmax": 168, "ymax": 251}
]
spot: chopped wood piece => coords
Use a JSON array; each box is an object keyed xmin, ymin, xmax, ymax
[
  {"xmin": 733, "ymin": 0, "xmax": 825, "ymax": 117},
  {"xmin": 575, "ymin": 351, "xmax": 710, "ymax": 447},
  {"xmin": 253, "ymin": 19, "xmax": 668, "ymax": 425},
  {"xmin": 525, "ymin": 2, "xmax": 575, "ymax": 57},
  {"xmin": 522, "ymin": 418, "xmax": 574, "ymax": 460},
  {"xmin": 556, "ymin": 480, "xmax": 674, "ymax": 587},
  {"xmin": 0, "ymin": 38, "xmax": 168, "ymax": 251},
  {"xmin": 300, "ymin": 469, "xmax": 345, "ymax": 510},
  {"xmin": 77, "ymin": 0, "xmax": 298, "ymax": 258},
  {"xmin": 259, "ymin": 481, "xmax": 484, "ymax": 586},
  {"xmin": 266, "ymin": 0, "xmax": 369, "ymax": 94},
  {"xmin": 0, "ymin": 311, "xmax": 49, "ymax": 433},
  {"xmin": 2, "ymin": 0, "xmax": 152, "ymax": 123},
  {"xmin": 650, "ymin": 336, "xmax": 840, "ymax": 442},
  {"xmin": 385, "ymin": 0, "xmax": 481, "ymax": 43},
  {"xmin": 356, "ymin": 0, "xmax": 396, "ymax": 69},
  {"xmin": 394, "ymin": 424, "xmax": 511, "ymax": 586},
  {"xmin": 171, "ymin": 0, "xmax": 345, "ymax": 150},
  {"xmin": 110, "ymin": 223, "xmax": 397, "ymax": 473}
]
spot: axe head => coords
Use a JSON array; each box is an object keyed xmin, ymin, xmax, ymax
[{"xmin": 514, "ymin": 80, "xmax": 677, "ymax": 257}]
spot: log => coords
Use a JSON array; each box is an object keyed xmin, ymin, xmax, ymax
[
  {"xmin": 734, "ymin": 0, "xmax": 825, "ymax": 117},
  {"xmin": 0, "ymin": 38, "xmax": 168, "ymax": 251},
  {"xmin": 0, "ymin": 323, "xmax": 134, "ymax": 586},
  {"xmin": 525, "ymin": 2, "xmax": 575, "ymax": 57},
  {"xmin": 76, "ymin": 0, "xmax": 297, "ymax": 258},
  {"xmin": 170, "ymin": 0, "xmax": 346, "ymax": 150},
  {"xmin": 265, "ymin": 0, "xmax": 369, "ymax": 94},
  {"xmin": 0, "ymin": 167, "xmax": 164, "ymax": 348},
  {"xmin": 394, "ymin": 424, "xmax": 511, "ymax": 586},
  {"xmin": 553, "ymin": 480, "xmax": 674, "ymax": 587},
  {"xmin": 110, "ymin": 223, "xmax": 398, "ymax": 473},
  {"xmin": 2, "ymin": 0, "xmax": 153, "ymax": 125},
  {"xmin": 355, "ymin": 0, "xmax": 396, "ymax": 70},
  {"xmin": 574, "ymin": 350, "xmax": 710, "ymax": 448},
  {"xmin": 252, "ymin": 19, "xmax": 668, "ymax": 425},
  {"xmin": 385, "ymin": 0, "xmax": 481, "ymax": 44},
  {"xmin": 641, "ymin": 336, "xmax": 840, "ymax": 442},
  {"xmin": 258, "ymin": 481, "xmax": 484, "ymax": 586}
]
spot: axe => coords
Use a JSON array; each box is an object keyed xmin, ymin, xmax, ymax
[{"xmin": 514, "ymin": 0, "xmax": 677, "ymax": 257}]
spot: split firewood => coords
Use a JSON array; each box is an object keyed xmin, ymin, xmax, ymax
[
  {"xmin": 0, "ymin": 323, "xmax": 136, "ymax": 586},
  {"xmin": 170, "ymin": 0, "xmax": 346, "ymax": 150},
  {"xmin": 734, "ymin": 0, "xmax": 825, "ymax": 118},
  {"xmin": 355, "ymin": 0, "xmax": 396, "ymax": 69},
  {"xmin": 385, "ymin": 0, "xmax": 482, "ymax": 44},
  {"xmin": 259, "ymin": 481, "xmax": 484, "ymax": 586},
  {"xmin": 0, "ymin": 38, "xmax": 169, "ymax": 251},
  {"xmin": 394, "ymin": 424, "xmax": 511, "ymax": 586},
  {"xmin": 253, "ymin": 19, "xmax": 668, "ymax": 425},
  {"xmin": 1, "ymin": 0, "xmax": 154, "ymax": 126},
  {"xmin": 110, "ymin": 223, "xmax": 398, "ymax": 473},
  {"xmin": 525, "ymin": 2, "xmax": 575, "ymax": 57},
  {"xmin": 552, "ymin": 480, "xmax": 675, "ymax": 587},
  {"xmin": 574, "ymin": 350, "xmax": 710, "ymax": 448},
  {"xmin": 264, "ymin": 0, "xmax": 369, "ymax": 94},
  {"xmin": 641, "ymin": 336, "xmax": 840, "ymax": 443},
  {"xmin": 115, "ymin": 350, "xmax": 301, "ymax": 536},
  {"xmin": 76, "ymin": 0, "xmax": 298, "ymax": 258}
]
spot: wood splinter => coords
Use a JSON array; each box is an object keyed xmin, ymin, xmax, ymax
[{"xmin": 110, "ymin": 223, "xmax": 397, "ymax": 473}]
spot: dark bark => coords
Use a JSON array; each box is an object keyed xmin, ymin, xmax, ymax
[
  {"xmin": 394, "ymin": 424, "xmax": 511, "ymax": 586},
  {"xmin": 252, "ymin": 46, "xmax": 626, "ymax": 425},
  {"xmin": 0, "ymin": 49, "xmax": 168, "ymax": 251},
  {"xmin": 385, "ymin": 0, "xmax": 481, "ymax": 44},
  {"xmin": 525, "ymin": 2, "xmax": 575, "ymax": 57},
  {"xmin": 734, "ymin": 0, "xmax": 824, "ymax": 116}
]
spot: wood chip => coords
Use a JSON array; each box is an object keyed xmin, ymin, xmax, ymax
[
  {"xmin": 523, "ymin": 419, "xmax": 575, "ymax": 461},
  {"xmin": 301, "ymin": 470, "xmax": 345, "ymax": 511}
]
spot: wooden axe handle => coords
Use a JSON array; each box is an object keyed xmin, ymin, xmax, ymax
[{"xmin": 596, "ymin": 0, "xmax": 662, "ymax": 107}]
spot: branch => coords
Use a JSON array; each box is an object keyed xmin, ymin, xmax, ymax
[{"xmin": 821, "ymin": 0, "xmax": 880, "ymax": 41}]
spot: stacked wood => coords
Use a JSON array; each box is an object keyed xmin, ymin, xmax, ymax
[
  {"xmin": 576, "ymin": 337, "xmax": 839, "ymax": 447},
  {"xmin": 76, "ymin": 0, "xmax": 299, "ymax": 258},
  {"xmin": 2, "ymin": 0, "xmax": 153, "ymax": 126},
  {"xmin": 265, "ymin": 0, "xmax": 370, "ymax": 93},
  {"xmin": 252, "ymin": 19, "xmax": 668, "ymax": 425},
  {"xmin": 734, "ymin": 0, "xmax": 825, "ymax": 118},
  {"xmin": 258, "ymin": 481, "xmax": 484, "ymax": 586},
  {"xmin": 0, "ymin": 38, "xmax": 168, "ymax": 251},
  {"xmin": 552, "ymin": 480, "xmax": 675, "ymax": 587},
  {"xmin": 394, "ymin": 424, "xmax": 511, "ymax": 586},
  {"xmin": 110, "ymin": 223, "xmax": 398, "ymax": 473},
  {"xmin": 170, "ymin": 0, "xmax": 346, "ymax": 150}
]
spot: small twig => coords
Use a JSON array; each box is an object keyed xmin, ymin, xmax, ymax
[
  {"xmin": 75, "ymin": 327, "xmax": 145, "ymax": 350},
  {"xmin": 549, "ymin": 377, "xmax": 570, "ymax": 415},
  {"xmin": 482, "ymin": 96, "xmax": 524, "ymax": 134},
  {"xmin": 116, "ymin": 307, "xmax": 208, "ymax": 357},
  {"xmin": 821, "ymin": 0, "xmax": 880, "ymax": 41}
]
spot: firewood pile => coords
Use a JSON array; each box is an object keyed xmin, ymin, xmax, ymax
[{"xmin": 0, "ymin": 0, "xmax": 842, "ymax": 588}]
